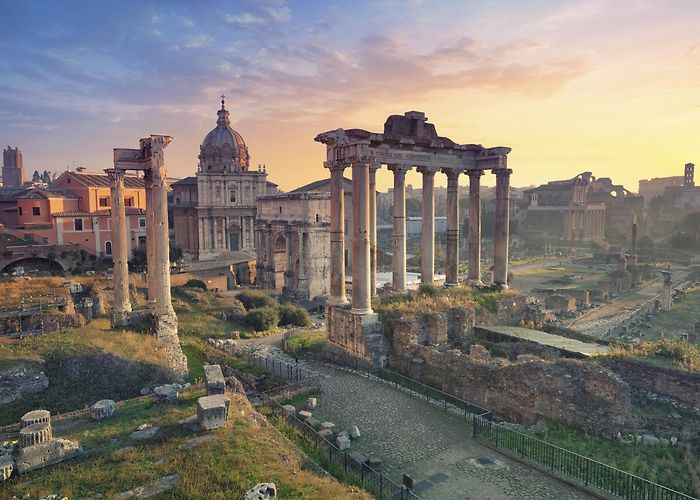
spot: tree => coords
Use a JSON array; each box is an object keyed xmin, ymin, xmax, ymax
[{"xmin": 670, "ymin": 232, "xmax": 697, "ymax": 250}]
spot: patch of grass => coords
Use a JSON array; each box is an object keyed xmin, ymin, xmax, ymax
[
  {"xmin": 528, "ymin": 420, "xmax": 699, "ymax": 497},
  {"xmin": 2, "ymin": 390, "xmax": 370, "ymax": 499},
  {"xmin": 284, "ymin": 330, "xmax": 327, "ymax": 354},
  {"xmin": 607, "ymin": 339, "xmax": 700, "ymax": 371}
]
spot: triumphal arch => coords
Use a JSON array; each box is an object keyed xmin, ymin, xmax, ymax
[{"xmin": 315, "ymin": 111, "xmax": 512, "ymax": 367}]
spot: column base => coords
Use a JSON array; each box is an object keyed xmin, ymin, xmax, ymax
[
  {"xmin": 351, "ymin": 307, "xmax": 374, "ymax": 315},
  {"xmin": 444, "ymin": 282, "xmax": 458, "ymax": 288},
  {"xmin": 327, "ymin": 296, "xmax": 349, "ymax": 307},
  {"xmin": 111, "ymin": 308, "xmax": 132, "ymax": 328},
  {"xmin": 468, "ymin": 279, "xmax": 484, "ymax": 287},
  {"xmin": 493, "ymin": 282, "xmax": 509, "ymax": 291},
  {"xmin": 153, "ymin": 311, "xmax": 189, "ymax": 379}
]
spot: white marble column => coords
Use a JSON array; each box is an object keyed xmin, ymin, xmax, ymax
[
  {"xmin": 352, "ymin": 160, "xmax": 372, "ymax": 314},
  {"xmin": 145, "ymin": 169, "xmax": 157, "ymax": 310},
  {"xmin": 109, "ymin": 169, "xmax": 131, "ymax": 324},
  {"xmin": 418, "ymin": 166, "xmax": 436, "ymax": 284},
  {"xmin": 152, "ymin": 164, "xmax": 174, "ymax": 315},
  {"xmin": 467, "ymin": 170, "xmax": 483, "ymax": 285},
  {"xmin": 284, "ymin": 226, "xmax": 293, "ymax": 293},
  {"xmin": 389, "ymin": 164, "xmax": 409, "ymax": 292},
  {"xmin": 493, "ymin": 168, "xmax": 512, "ymax": 288},
  {"xmin": 444, "ymin": 169, "xmax": 461, "ymax": 286},
  {"xmin": 369, "ymin": 163, "xmax": 379, "ymax": 297},
  {"xmin": 327, "ymin": 163, "xmax": 348, "ymax": 305}
]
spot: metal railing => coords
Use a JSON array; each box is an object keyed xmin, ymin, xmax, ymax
[
  {"xmin": 473, "ymin": 415, "xmax": 695, "ymax": 500},
  {"xmin": 261, "ymin": 391, "xmax": 420, "ymax": 500},
  {"xmin": 245, "ymin": 352, "xmax": 316, "ymax": 383}
]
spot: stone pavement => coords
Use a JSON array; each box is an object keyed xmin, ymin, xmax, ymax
[{"xmin": 243, "ymin": 341, "xmax": 591, "ymax": 499}]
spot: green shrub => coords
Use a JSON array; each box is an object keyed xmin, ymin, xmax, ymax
[
  {"xmin": 418, "ymin": 283, "xmax": 441, "ymax": 298},
  {"xmin": 279, "ymin": 304, "xmax": 311, "ymax": 327},
  {"xmin": 237, "ymin": 290, "xmax": 277, "ymax": 310},
  {"xmin": 245, "ymin": 306, "xmax": 279, "ymax": 331},
  {"xmin": 184, "ymin": 279, "xmax": 208, "ymax": 290}
]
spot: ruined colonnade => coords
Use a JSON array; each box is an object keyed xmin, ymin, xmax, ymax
[{"xmin": 317, "ymin": 112, "xmax": 512, "ymax": 318}]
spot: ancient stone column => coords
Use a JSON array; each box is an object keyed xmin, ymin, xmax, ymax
[
  {"xmin": 283, "ymin": 226, "xmax": 293, "ymax": 294},
  {"xmin": 369, "ymin": 163, "xmax": 379, "ymax": 297},
  {"xmin": 389, "ymin": 164, "xmax": 409, "ymax": 292},
  {"xmin": 467, "ymin": 170, "xmax": 484, "ymax": 285},
  {"xmin": 630, "ymin": 222, "xmax": 638, "ymax": 266},
  {"xmin": 144, "ymin": 169, "xmax": 157, "ymax": 310},
  {"xmin": 327, "ymin": 163, "xmax": 348, "ymax": 306},
  {"xmin": 152, "ymin": 163, "xmax": 174, "ymax": 316},
  {"xmin": 443, "ymin": 169, "xmax": 461, "ymax": 286},
  {"xmin": 109, "ymin": 169, "xmax": 131, "ymax": 325},
  {"xmin": 661, "ymin": 271, "xmax": 672, "ymax": 311},
  {"xmin": 418, "ymin": 166, "xmax": 436, "ymax": 284},
  {"xmin": 298, "ymin": 229, "xmax": 308, "ymax": 298},
  {"xmin": 493, "ymin": 168, "xmax": 512, "ymax": 288},
  {"xmin": 352, "ymin": 160, "xmax": 372, "ymax": 314}
]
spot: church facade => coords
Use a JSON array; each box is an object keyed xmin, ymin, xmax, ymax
[{"xmin": 172, "ymin": 99, "xmax": 277, "ymax": 261}]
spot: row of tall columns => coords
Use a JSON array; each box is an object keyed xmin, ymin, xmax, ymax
[
  {"xmin": 110, "ymin": 165, "xmax": 173, "ymax": 324},
  {"xmin": 109, "ymin": 170, "xmax": 132, "ymax": 324},
  {"xmin": 326, "ymin": 162, "xmax": 512, "ymax": 314}
]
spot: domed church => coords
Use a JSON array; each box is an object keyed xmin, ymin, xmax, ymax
[{"xmin": 172, "ymin": 98, "xmax": 278, "ymax": 261}]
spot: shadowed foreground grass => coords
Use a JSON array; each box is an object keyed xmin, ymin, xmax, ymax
[{"xmin": 1, "ymin": 389, "xmax": 371, "ymax": 499}]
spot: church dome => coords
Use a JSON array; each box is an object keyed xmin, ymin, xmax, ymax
[{"xmin": 199, "ymin": 97, "xmax": 249, "ymax": 173}]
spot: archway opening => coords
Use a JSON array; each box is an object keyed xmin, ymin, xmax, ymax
[
  {"xmin": 273, "ymin": 235, "xmax": 287, "ymax": 289},
  {"xmin": 1, "ymin": 257, "xmax": 64, "ymax": 276}
]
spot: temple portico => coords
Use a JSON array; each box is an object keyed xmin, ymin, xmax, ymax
[{"xmin": 316, "ymin": 111, "xmax": 512, "ymax": 367}]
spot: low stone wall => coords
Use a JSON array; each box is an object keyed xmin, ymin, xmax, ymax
[
  {"xmin": 0, "ymin": 312, "xmax": 85, "ymax": 337},
  {"xmin": 599, "ymin": 357, "xmax": 700, "ymax": 409},
  {"xmin": 325, "ymin": 305, "xmax": 386, "ymax": 370},
  {"xmin": 390, "ymin": 318, "xmax": 632, "ymax": 436}
]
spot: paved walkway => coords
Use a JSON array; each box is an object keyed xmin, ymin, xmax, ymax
[{"xmin": 243, "ymin": 342, "xmax": 591, "ymax": 500}]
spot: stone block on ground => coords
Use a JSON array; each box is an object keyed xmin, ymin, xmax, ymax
[
  {"xmin": 1, "ymin": 455, "xmax": 14, "ymax": 481},
  {"xmin": 347, "ymin": 450, "xmax": 368, "ymax": 467},
  {"xmin": 297, "ymin": 410, "xmax": 312, "ymax": 421},
  {"xmin": 336, "ymin": 434, "xmax": 351, "ymax": 450},
  {"xmin": 20, "ymin": 422, "xmax": 52, "ymax": 448},
  {"xmin": 153, "ymin": 384, "xmax": 179, "ymax": 403},
  {"xmin": 305, "ymin": 397, "xmax": 317, "ymax": 410},
  {"xmin": 129, "ymin": 424, "xmax": 160, "ymax": 441},
  {"xmin": 178, "ymin": 415, "xmax": 200, "ymax": 432},
  {"xmin": 15, "ymin": 438, "xmax": 81, "ymax": 474},
  {"xmin": 203, "ymin": 364, "xmax": 225, "ymax": 395},
  {"xmin": 196, "ymin": 394, "xmax": 231, "ymax": 431},
  {"xmin": 348, "ymin": 425, "xmax": 361, "ymax": 439},
  {"xmin": 90, "ymin": 399, "xmax": 116, "ymax": 420},
  {"xmin": 117, "ymin": 473, "xmax": 179, "ymax": 499},
  {"xmin": 20, "ymin": 410, "xmax": 51, "ymax": 428},
  {"xmin": 318, "ymin": 429, "xmax": 334, "ymax": 441},
  {"xmin": 281, "ymin": 405, "xmax": 295, "ymax": 417},
  {"xmin": 305, "ymin": 417, "xmax": 321, "ymax": 431},
  {"xmin": 244, "ymin": 482, "xmax": 277, "ymax": 499},
  {"xmin": 320, "ymin": 421, "xmax": 335, "ymax": 432}
]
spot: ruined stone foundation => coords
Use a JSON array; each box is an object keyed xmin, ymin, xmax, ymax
[
  {"xmin": 154, "ymin": 312, "xmax": 189, "ymax": 378},
  {"xmin": 325, "ymin": 305, "xmax": 388, "ymax": 371}
]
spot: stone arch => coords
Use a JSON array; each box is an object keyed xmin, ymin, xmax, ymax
[
  {"xmin": 1, "ymin": 257, "xmax": 64, "ymax": 276},
  {"xmin": 273, "ymin": 234, "xmax": 287, "ymax": 289},
  {"xmin": 105, "ymin": 241, "xmax": 113, "ymax": 255},
  {"xmin": 228, "ymin": 223, "xmax": 243, "ymax": 251}
]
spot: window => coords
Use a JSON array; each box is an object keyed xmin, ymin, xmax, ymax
[
  {"xmin": 74, "ymin": 218, "xmax": 83, "ymax": 231},
  {"xmin": 99, "ymin": 197, "xmax": 109, "ymax": 207},
  {"xmin": 139, "ymin": 218, "xmax": 146, "ymax": 228},
  {"xmin": 175, "ymin": 197, "xmax": 180, "ymax": 205},
  {"xmin": 230, "ymin": 190, "xmax": 236, "ymax": 203},
  {"xmin": 316, "ymin": 214, "xmax": 320, "ymax": 222},
  {"xmin": 124, "ymin": 198, "xmax": 134, "ymax": 207},
  {"xmin": 138, "ymin": 235, "xmax": 146, "ymax": 246},
  {"xmin": 18, "ymin": 207, "xmax": 23, "ymax": 216},
  {"xmin": 32, "ymin": 207, "xmax": 40, "ymax": 216},
  {"xmin": 279, "ymin": 206, "xmax": 282, "ymax": 214},
  {"xmin": 105, "ymin": 241, "xmax": 112, "ymax": 255}
]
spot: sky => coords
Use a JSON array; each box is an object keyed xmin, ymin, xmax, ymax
[{"xmin": 1, "ymin": 0, "xmax": 698, "ymax": 192}]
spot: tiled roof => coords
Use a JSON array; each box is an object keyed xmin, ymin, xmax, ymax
[
  {"xmin": 172, "ymin": 176, "xmax": 197, "ymax": 185},
  {"xmin": 55, "ymin": 170, "xmax": 145, "ymax": 189},
  {"xmin": 290, "ymin": 177, "xmax": 351, "ymax": 194},
  {"xmin": 53, "ymin": 207, "xmax": 146, "ymax": 217},
  {"xmin": 0, "ymin": 188, "xmax": 28, "ymax": 202},
  {"xmin": 18, "ymin": 188, "xmax": 79, "ymax": 200}
]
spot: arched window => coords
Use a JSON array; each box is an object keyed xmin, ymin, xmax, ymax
[{"xmin": 105, "ymin": 241, "xmax": 112, "ymax": 255}]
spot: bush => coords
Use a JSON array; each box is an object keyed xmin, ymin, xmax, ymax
[
  {"xmin": 237, "ymin": 290, "xmax": 276, "ymax": 310},
  {"xmin": 417, "ymin": 283, "xmax": 441, "ymax": 298},
  {"xmin": 279, "ymin": 304, "xmax": 311, "ymax": 327},
  {"xmin": 184, "ymin": 279, "xmax": 208, "ymax": 290},
  {"xmin": 245, "ymin": 306, "xmax": 279, "ymax": 331}
]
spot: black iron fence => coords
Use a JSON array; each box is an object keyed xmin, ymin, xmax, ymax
[
  {"xmin": 261, "ymin": 391, "xmax": 420, "ymax": 500},
  {"xmin": 286, "ymin": 345, "xmax": 372, "ymax": 372},
  {"xmin": 473, "ymin": 415, "xmax": 695, "ymax": 500},
  {"xmin": 244, "ymin": 352, "xmax": 316, "ymax": 383}
]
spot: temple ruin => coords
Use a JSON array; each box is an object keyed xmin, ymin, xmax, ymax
[
  {"xmin": 108, "ymin": 135, "xmax": 188, "ymax": 377},
  {"xmin": 315, "ymin": 111, "xmax": 511, "ymax": 365}
]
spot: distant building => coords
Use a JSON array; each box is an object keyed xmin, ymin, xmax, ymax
[
  {"xmin": 2, "ymin": 146, "xmax": 25, "ymax": 188},
  {"xmin": 638, "ymin": 175, "xmax": 684, "ymax": 203},
  {"xmin": 663, "ymin": 163, "xmax": 700, "ymax": 210}
]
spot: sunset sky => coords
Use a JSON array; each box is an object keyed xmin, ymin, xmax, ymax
[{"xmin": 1, "ymin": 0, "xmax": 698, "ymax": 192}]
